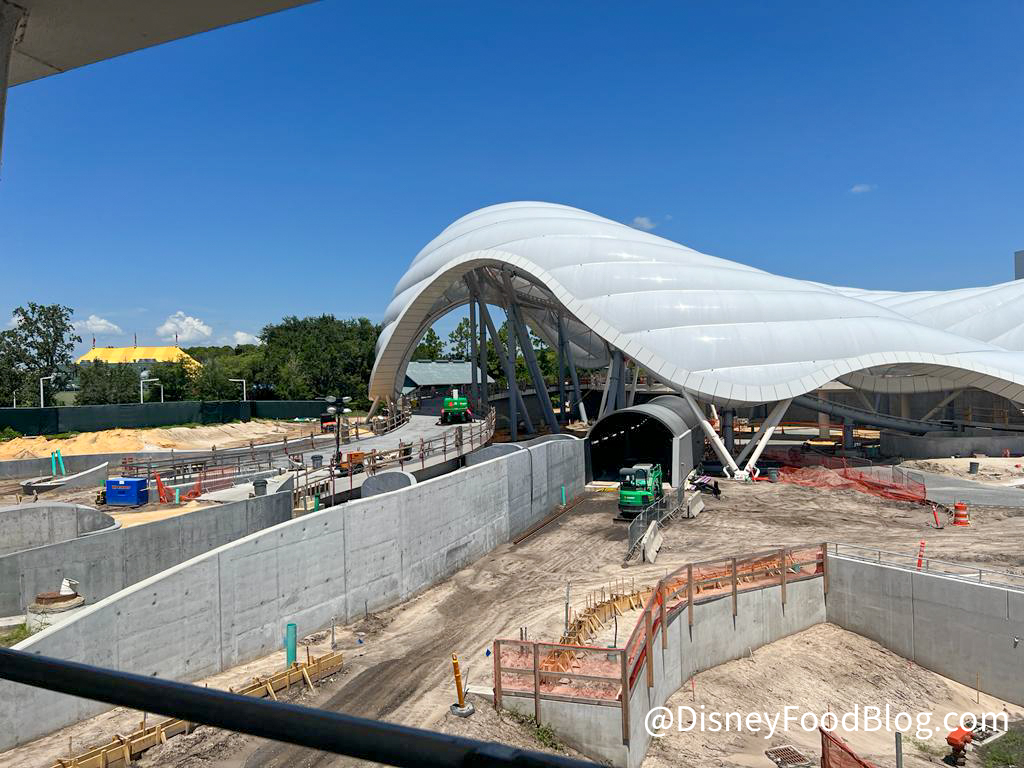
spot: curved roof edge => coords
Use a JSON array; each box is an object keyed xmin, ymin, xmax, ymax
[{"xmin": 371, "ymin": 202, "xmax": 1024, "ymax": 408}]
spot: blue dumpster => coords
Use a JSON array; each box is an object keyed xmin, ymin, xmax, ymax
[{"xmin": 105, "ymin": 477, "xmax": 149, "ymax": 506}]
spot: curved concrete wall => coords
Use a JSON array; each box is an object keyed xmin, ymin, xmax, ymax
[
  {"xmin": 0, "ymin": 437, "xmax": 585, "ymax": 750},
  {"xmin": 0, "ymin": 503, "xmax": 117, "ymax": 556},
  {"xmin": 0, "ymin": 492, "xmax": 293, "ymax": 616},
  {"xmin": 360, "ymin": 471, "xmax": 417, "ymax": 498}
]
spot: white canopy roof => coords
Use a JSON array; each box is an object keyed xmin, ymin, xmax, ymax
[{"xmin": 371, "ymin": 202, "xmax": 1024, "ymax": 407}]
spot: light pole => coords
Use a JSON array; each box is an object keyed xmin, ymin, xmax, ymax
[
  {"xmin": 325, "ymin": 396, "xmax": 352, "ymax": 466},
  {"xmin": 229, "ymin": 378, "xmax": 247, "ymax": 401},
  {"xmin": 39, "ymin": 375, "xmax": 54, "ymax": 407},
  {"xmin": 140, "ymin": 378, "xmax": 159, "ymax": 403}
]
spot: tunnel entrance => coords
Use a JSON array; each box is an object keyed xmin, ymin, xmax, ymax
[{"xmin": 589, "ymin": 412, "xmax": 675, "ymax": 484}]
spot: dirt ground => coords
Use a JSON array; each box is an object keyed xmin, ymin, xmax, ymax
[
  {"xmin": 646, "ymin": 623, "xmax": 1023, "ymax": 768},
  {"xmin": 0, "ymin": 419, "xmax": 322, "ymax": 459},
  {"xmin": 4, "ymin": 481, "xmax": 1024, "ymax": 768},
  {"xmin": 903, "ymin": 457, "xmax": 1024, "ymax": 486}
]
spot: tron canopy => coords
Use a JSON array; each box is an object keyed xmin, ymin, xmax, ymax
[{"xmin": 371, "ymin": 202, "xmax": 1024, "ymax": 408}]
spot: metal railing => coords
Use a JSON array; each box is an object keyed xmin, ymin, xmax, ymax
[
  {"xmin": 829, "ymin": 542, "xmax": 1024, "ymax": 591},
  {"xmin": 0, "ymin": 649, "xmax": 598, "ymax": 768},
  {"xmin": 624, "ymin": 484, "xmax": 690, "ymax": 557},
  {"xmin": 121, "ymin": 405, "xmax": 413, "ymax": 485},
  {"xmin": 294, "ymin": 409, "xmax": 497, "ymax": 508}
]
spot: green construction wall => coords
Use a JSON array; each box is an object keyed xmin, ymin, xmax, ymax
[{"xmin": 0, "ymin": 401, "xmax": 327, "ymax": 436}]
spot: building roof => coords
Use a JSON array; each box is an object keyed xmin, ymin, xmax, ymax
[
  {"xmin": 7, "ymin": 1, "xmax": 315, "ymax": 87},
  {"xmin": 77, "ymin": 346, "xmax": 200, "ymax": 368},
  {"xmin": 404, "ymin": 360, "xmax": 494, "ymax": 388},
  {"xmin": 371, "ymin": 201, "xmax": 1024, "ymax": 407}
]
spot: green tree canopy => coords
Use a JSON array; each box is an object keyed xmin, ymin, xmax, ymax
[
  {"xmin": 76, "ymin": 361, "xmax": 139, "ymax": 405},
  {"xmin": 412, "ymin": 328, "xmax": 443, "ymax": 360},
  {"xmin": 258, "ymin": 315, "xmax": 380, "ymax": 408}
]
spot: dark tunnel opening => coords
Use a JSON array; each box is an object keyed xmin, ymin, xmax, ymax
[{"xmin": 589, "ymin": 413, "xmax": 674, "ymax": 484}]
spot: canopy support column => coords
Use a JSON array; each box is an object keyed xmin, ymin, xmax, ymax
[
  {"xmin": 557, "ymin": 314, "xmax": 587, "ymax": 424},
  {"xmin": 504, "ymin": 274, "xmax": 559, "ymax": 433},
  {"xmin": 468, "ymin": 289, "xmax": 479, "ymax": 409},
  {"xmin": 681, "ymin": 390, "xmax": 740, "ymax": 476},
  {"xmin": 467, "ymin": 273, "xmax": 533, "ymax": 438},
  {"xmin": 741, "ymin": 398, "xmax": 793, "ymax": 473},
  {"xmin": 556, "ymin": 313, "xmax": 567, "ymax": 422}
]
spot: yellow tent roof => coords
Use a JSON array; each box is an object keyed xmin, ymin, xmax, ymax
[{"xmin": 77, "ymin": 346, "xmax": 200, "ymax": 367}]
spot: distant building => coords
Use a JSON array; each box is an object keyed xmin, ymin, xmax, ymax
[
  {"xmin": 76, "ymin": 346, "xmax": 200, "ymax": 371},
  {"xmin": 403, "ymin": 360, "xmax": 493, "ymax": 396}
]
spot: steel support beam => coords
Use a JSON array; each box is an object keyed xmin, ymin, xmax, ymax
[
  {"xmin": 741, "ymin": 398, "xmax": 793, "ymax": 473},
  {"xmin": 557, "ymin": 314, "xmax": 587, "ymax": 424},
  {"xmin": 478, "ymin": 292, "xmax": 488, "ymax": 407},
  {"xmin": 681, "ymin": 390, "xmax": 740, "ymax": 476},
  {"xmin": 597, "ymin": 354, "xmax": 613, "ymax": 420},
  {"xmin": 723, "ymin": 409, "xmax": 735, "ymax": 454},
  {"xmin": 557, "ymin": 313, "xmax": 567, "ymax": 421},
  {"xmin": 503, "ymin": 274, "xmax": 559, "ymax": 433},
  {"xmin": 469, "ymin": 275, "xmax": 534, "ymax": 437},
  {"xmin": 921, "ymin": 389, "xmax": 964, "ymax": 422},
  {"xmin": 468, "ymin": 291, "xmax": 479, "ymax": 409},
  {"xmin": 627, "ymin": 364, "xmax": 640, "ymax": 407}
]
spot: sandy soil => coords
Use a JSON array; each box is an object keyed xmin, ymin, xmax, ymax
[
  {"xmin": 5, "ymin": 482, "xmax": 1024, "ymax": 768},
  {"xmin": 903, "ymin": 457, "xmax": 1024, "ymax": 486},
  {"xmin": 0, "ymin": 420, "xmax": 322, "ymax": 459},
  {"xmin": 646, "ymin": 623, "xmax": 1023, "ymax": 768}
]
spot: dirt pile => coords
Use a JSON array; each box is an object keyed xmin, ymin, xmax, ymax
[{"xmin": 0, "ymin": 420, "xmax": 319, "ymax": 459}]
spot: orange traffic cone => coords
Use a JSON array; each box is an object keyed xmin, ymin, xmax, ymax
[{"xmin": 916, "ymin": 540, "xmax": 926, "ymax": 570}]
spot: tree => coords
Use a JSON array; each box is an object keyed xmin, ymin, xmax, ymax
[
  {"xmin": 447, "ymin": 318, "xmax": 473, "ymax": 360},
  {"xmin": 258, "ymin": 315, "xmax": 380, "ymax": 408},
  {"xmin": 12, "ymin": 303, "xmax": 81, "ymax": 396},
  {"xmin": 189, "ymin": 359, "xmax": 236, "ymax": 400},
  {"xmin": 413, "ymin": 328, "xmax": 443, "ymax": 360},
  {"xmin": 76, "ymin": 362, "xmax": 138, "ymax": 404},
  {"xmin": 146, "ymin": 361, "xmax": 193, "ymax": 401},
  {"xmin": 273, "ymin": 353, "xmax": 310, "ymax": 400},
  {"xmin": 0, "ymin": 331, "xmax": 23, "ymax": 406}
]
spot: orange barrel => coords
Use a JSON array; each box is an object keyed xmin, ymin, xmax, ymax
[{"xmin": 952, "ymin": 502, "xmax": 970, "ymax": 526}]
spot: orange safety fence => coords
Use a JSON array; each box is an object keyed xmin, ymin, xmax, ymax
[
  {"xmin": 494, "ymin": 545, "xmax": 828, "ymax": 709},
  {"xmin": 778, "ymin": 465, "xmax": 925, "ymax": 503},
  {"xmin": 819, "ymin": 727, "xmax": 879, "ymax": 768}
]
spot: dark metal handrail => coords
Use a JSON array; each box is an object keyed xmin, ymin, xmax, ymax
[{"xmin": 0, "ymin": 649, "xmax": 598, "ymax": 768}]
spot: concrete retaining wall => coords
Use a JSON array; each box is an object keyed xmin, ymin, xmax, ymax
[
  {"xmin": 501, "ymin": 577, "xmax": 826, "ymax": 768},
  {"xmin": 0, "ymin": 503, "xmax": 117, "ymax": 556},
  {"xmin": 0, "ymin": 492, "xmax": 293, "ymax": 616},
  {"xmin": 0, "ymin": 437, "xmax": 586, "ymax": 749},
  {"xmin": 882, "ymin": 431, "xmax": 1024, "ymax": 459},
  {"xmin": 826, "ymin": 556, "xmax": 1024, "ymax": 706}
]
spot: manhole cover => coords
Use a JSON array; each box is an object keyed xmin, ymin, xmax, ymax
[{"xmin": 765, "ymin": 745, "xmax": 812, "ymax": 768}]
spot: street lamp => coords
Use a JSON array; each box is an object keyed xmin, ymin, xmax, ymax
[
  {"xmin": 325, "ymin": 396, "xmax": 353, "ymax": 467},
  {"xmin": 229, "ymin": 378, "xmax": 247, "ymax": 401},
  {"xmin": 140, "ymin": 378, "xmax": 160, "ymax": 403},
  {"xmin": 39, "ymin": 375, "xmax": 54, "ymax": 407}
]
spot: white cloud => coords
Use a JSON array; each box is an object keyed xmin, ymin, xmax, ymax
[
  {"xmin": 232, "ymin": 331, "xmax": 260, "ymax": 345},
  {"xmin": 631, "ymin": 215, "xmax": 657, "ymax": 231},
  {"xmin": 850, "ymin": 183, "xmax": 876, "ymax": 195},
  {"xmin": 157, "ymin": 311, "xmax": 212, "ymax": 343},
  {"xmin": 76, "ymin": 314, "xmax": 123, "ymax": 335}
]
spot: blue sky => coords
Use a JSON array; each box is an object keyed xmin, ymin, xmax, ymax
[{"xmin": 1, "ymin": 0, "xmax": 1022, "ymax": 353}]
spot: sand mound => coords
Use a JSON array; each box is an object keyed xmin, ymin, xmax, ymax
[{"xmin": 0, "ymin": 420, "xmax": 317, "ymax": 459}]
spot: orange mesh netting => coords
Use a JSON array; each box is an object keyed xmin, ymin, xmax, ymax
[
  {"xmin": 820, "ymin": 727, "xmax": 878, "ymax": 768},
  {"xmin": 779, "ymin": 465, "xmax": 926, "ymax": 502}
]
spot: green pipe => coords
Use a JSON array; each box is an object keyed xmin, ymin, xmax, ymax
[
  {"xmin": 313, "ymin": 495, "xmax": 320, "ymax": 512},
  {"xmin": 56, "ymin": 450, "xmax": 66, "ymax": 476},
  {"xmin": 174, "ymin": 488, "xmax": 180, "ymax": 505},
  {"xmin": 561, "ymin": 485, "xmax": 566, "ymax": 505},
  {"xmin": 285, "ymin": 622, "xmax": 297, "ymax": 667},
  {"xmin": 50, "ymin": 452, "xmax": 56, "ymax": 476}
]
